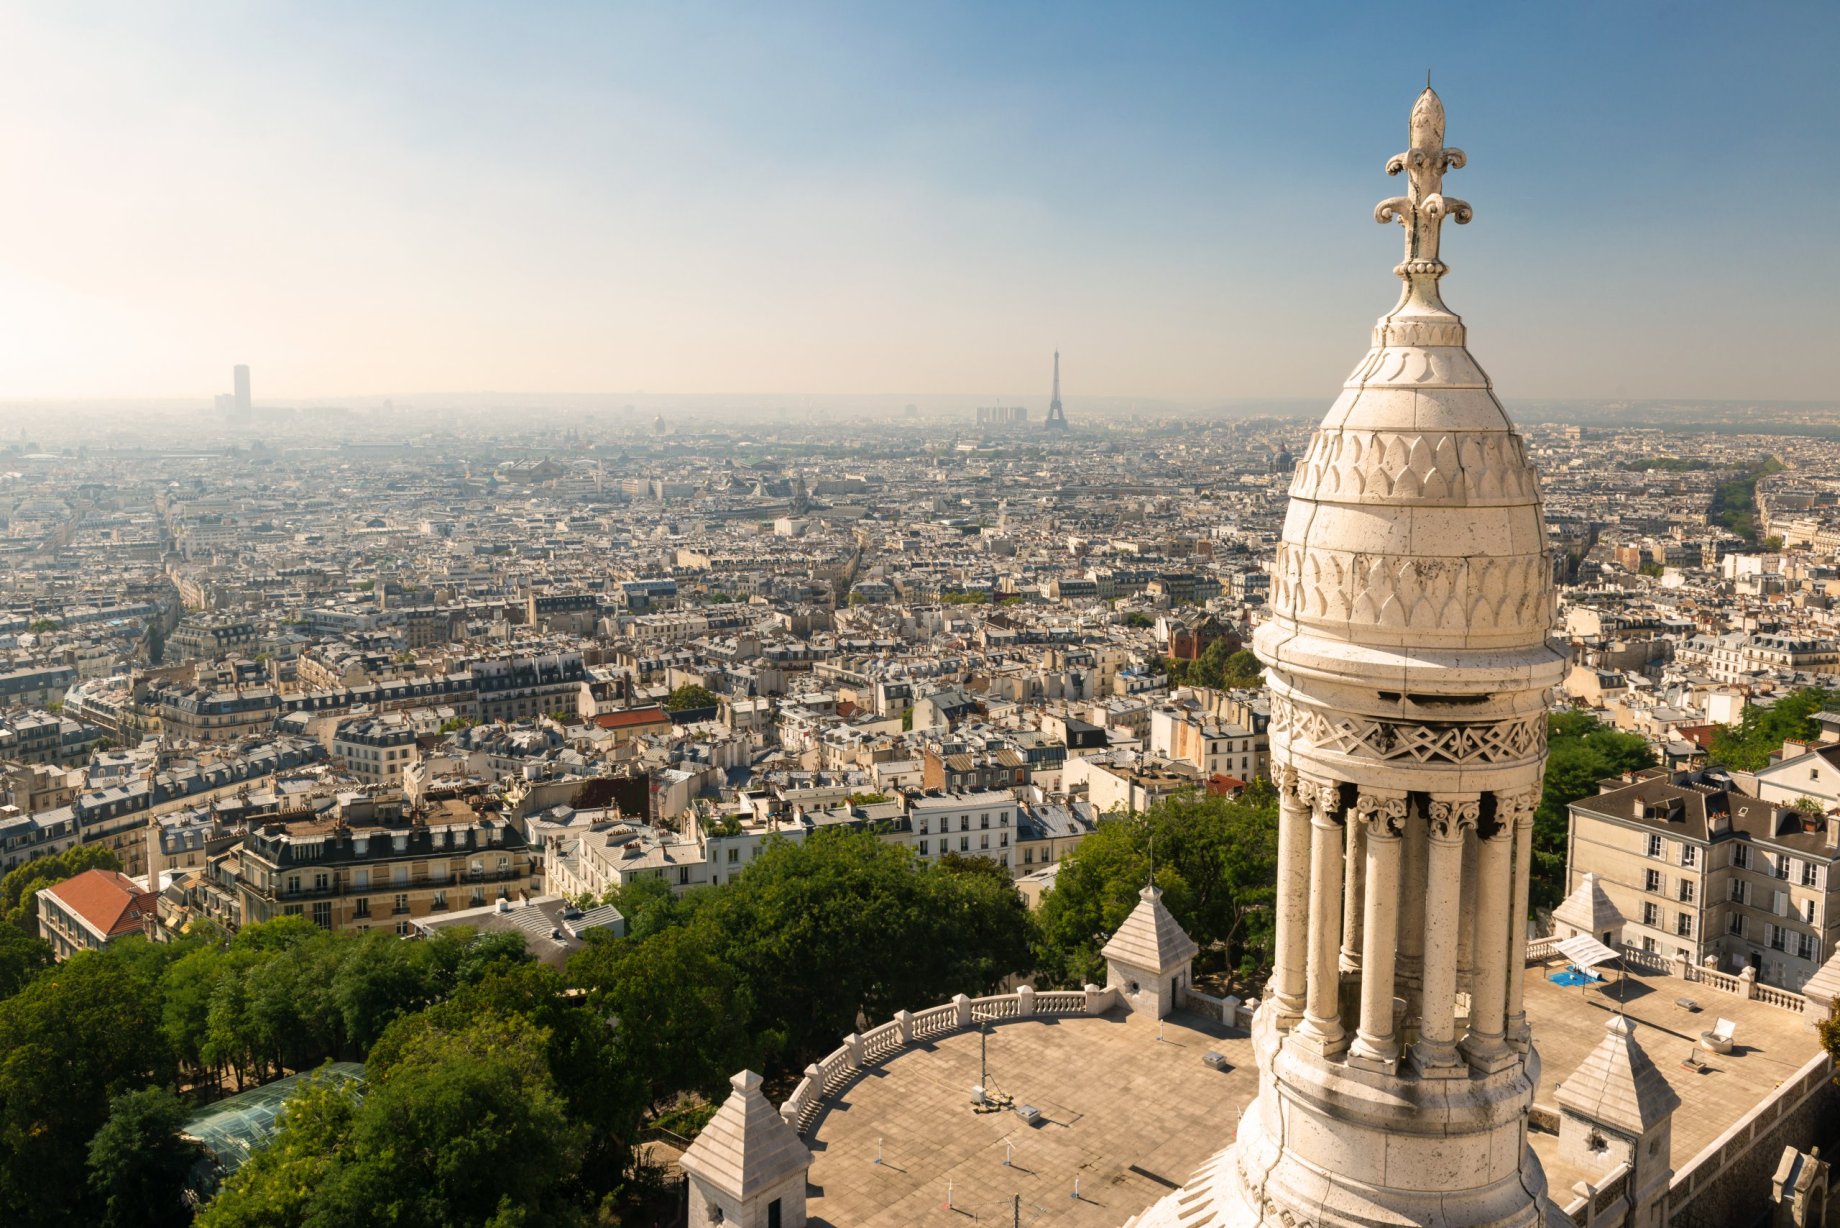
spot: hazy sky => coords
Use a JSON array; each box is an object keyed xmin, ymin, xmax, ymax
[{"xmin": 0, "ymin": 2, "xmax": 1834, "ymax": 405}]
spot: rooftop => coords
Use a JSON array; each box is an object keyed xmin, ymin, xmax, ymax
[
  {"xmin": 800, "ymin": 967, "xmax": 1822, "ymax": 1224},
  {"xmin": 803, "ymin": 1009, "xmax": 1252, "ymax": 1227}
]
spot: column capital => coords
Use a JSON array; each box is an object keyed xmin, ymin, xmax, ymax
[
  {"xmin": 1496, "ymin": 789, "xmax": 1538, "ymax": 828},
  {"xmin": 1427, "ymin": 796, "xmax": 1479, "ymax": 840},
  {"xmin": 1306, "ymin": 778, "xmax": 1344, "ymax": 824},
  {"xmin": 1353, "ymin": 790, "xmax": 1407, "ymax": 838}
]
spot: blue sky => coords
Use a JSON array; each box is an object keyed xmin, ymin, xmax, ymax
[{"xmin": 0, "ymin": 1, "xmax": 1833, "ymax": 403}]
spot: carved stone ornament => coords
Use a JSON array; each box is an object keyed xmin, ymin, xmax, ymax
[
  {"xmin": 1353, "ymin": 792, "xmax": 1408, "ymax": 838},
  {"xmin": 1427, "ymin": 797, "xmax": 1480, "ymax": 839},
  {"xmin": 1374, "ymin": 88, "xmax": 1469, "ymax": 275},
  {"xmin": 1498, "ymin": 790, "xmax": 1538, "ymax": 827},
  {"xmin": 1311, "ymin": 782, "xmax": 1345, "ymax": 822},
  {"xmin": 1290, "ymin": 429, "xmax": 1537, "ymax": 506},
  {"xmin": 1272, "ymin": 694, "xmax": 1547, "ymax": 766},
  {"xmin": 1268, "ymin": 543, "xmax": 1550, "ymax": 638}
]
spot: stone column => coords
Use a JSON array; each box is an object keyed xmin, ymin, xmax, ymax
[
  {"xmin": 1458, "ymin": 820, "xmax": 1478, "ymax": 986},
  {"xmin": 1350, "ymin": 792, "xmax": 1407, "ymax": 1069},
  {"xmin": 1298, "ymin": 779, "xmax": 1348, "ymax": 1054},
  {"xmin": 1502, "ymin": 791, "xmax": 1537, "ymax": 1049},
  {"xmin": 1270, "ymin": 764, "xmax": 1312, "ymax": 1027},
  {"xmin": 1397, "ymin": 796, "xmax": 1429, "ymax": 1021},
  {"xmin": 1341, "ymin": 815, "xmax": 1367, "ymax": 972},
  {"xmin": 1412, "ymin": 797, "xmax": 1475, "ymax": 1077},
  {"xmin": 1464, "ymin": 808, "xmax": 1516, "ymax": 1071}
]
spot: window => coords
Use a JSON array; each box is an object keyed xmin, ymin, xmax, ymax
[
  {"xmin": 980, "ymin": 834, "xmax": 989, "ymax": 850},
  {"xmin": 1801, "ymin": 932, "xmax": 1820, "ymax": 961},
  {"xmin": 1775, "ymin": 890, "xmax": 1790, "ymax": 917},
  {"xmin": 980, "ymin": 814, "xmax": 989, "ymax": 829},
  {"xmin": 960, "ymin": 836, "xmax": 969, "ymax": 852},
  {"xmin": 1729, "ymin": 879, "xmax": 1747, "ymax": 904},
  {"xmin": 393, "ymin": 893, "xmax": 409, "ymax": 914},
  {"xmin": 919, "ymin": 840, "xmax": 929, "ymax": 856},
  {"xmin": 1805, "ymin": 898, "xmax": 1818, "ymax": 925},
  {"xmin": 1804, "ymin": 862, "xmax": 1822, "ymax": 888},
  {"xmin": 1680, "ymin": 844, "xmax": 1698, "ymax": 868},
  {"xmin": 1728, "ymin": 914, "xmax": 1744, "ymax": 937},
  {"xmin": 1676, "ymin": 913, "xmax": 1693, "ymax": 937},
  {"xmin": 396, "ymin": 920, "xmax": 413, "ymax": 936},
  {"xmin": 1777, "ymin": 856, "xmax": 1793, "ymax": 881},
  {"xmin": 432, "ymin": 890, "xmax": 447, "ymax": 910},
  {"xmin": 1734, "ymin": 844, "xmax": 1751, "ymax": 869},
  {"xmin": 354, "ymin": 898, "xmax": 370, "ymax": 918},
  {"xmin": 1645, "ymin": 869, "xmax": 1662, "ymax": 893},
  {"xmin": 1646, "ymin": 834, "xmax": 1665, "ymax": 858},
  {"xmin": 1024, "ymin": 847, "xmax": 1034, "ymax": 865},
  {"xmin": 679, "ymin": 866, "xmax": 690, "ymax": 885},
  {"xmin": 727, "ymin": 848, "xmax": 740, "ymax": 864},
  {"xmin": 1678, "ymin": 880, "xmax": 1695, "ymax": 904},
  {"xmin": 960, "ymin": 817, "xmax": 969, "ymax": 832},
  {"xmin": 312, "ymin": 901, "xmax": 331, "ymax": 928},
  {"xmin": 1642, "ymin": 902, "xmax": 1659, "ymax": 927},
  {"xmin": 999, "ymin": 832, "xmax": 1008, "ymax": 847},
  {"xmin": 1767, "ymin": 922, "xmax": 1786, "ymax": 951}
]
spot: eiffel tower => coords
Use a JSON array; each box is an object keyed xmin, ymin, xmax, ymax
[{"xmin": 1043, "ymin": 350, "xmax": 1068, "ymax": 430}]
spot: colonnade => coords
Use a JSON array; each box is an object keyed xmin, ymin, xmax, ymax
[{"xmin": 1269, "ymin": 763, "xmax": 1538, "ymax": 1075}]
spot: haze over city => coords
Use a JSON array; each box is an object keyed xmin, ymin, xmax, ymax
[{"xmin": 1, "ymin": 1, "xmax": 1835, "ymax": 410}]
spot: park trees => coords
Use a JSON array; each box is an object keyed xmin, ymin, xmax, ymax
[
  {"xmin": 1531, "ymin": 711, "xmax": 1657, "ymax": 912},
  {"xmin": 1033, "ymin": 786, "xmax": 1278, "ymax": 988}
]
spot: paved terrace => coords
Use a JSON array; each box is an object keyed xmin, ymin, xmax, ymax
[
  {"xmin": 803, "ymin": 1010, "xmax": 1252, "ymax": 1227},
  {"xmin": 1520, "ymin": 961, "xmax": 1822, "ymax": 1196},
  {"xmin": 801, "ymin": 966, "xmax": 1822, "ymax": 1224}
]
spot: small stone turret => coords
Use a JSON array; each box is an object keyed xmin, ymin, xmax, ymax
[
  {"xmin": 1555, "ymin": 1015, "xmax": 1680, "ymax": 1228},
  {"xmin": 1101, "ymin": 884, "xmax": 1199, "ymax": 1019},
  {"xmin": 680, "ymin": 1070, "xmax": 812, "ymax": 1227}
]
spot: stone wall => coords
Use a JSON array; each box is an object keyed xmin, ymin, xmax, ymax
[{"xmin": 1667, "ymin": 1052, "xmax": 1838, "ymax": 1228}]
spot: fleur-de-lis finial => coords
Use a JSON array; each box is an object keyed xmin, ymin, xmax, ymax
[{"xmin": 1374, "ymin": 86, "xmax": 1470, "ymax": 282}]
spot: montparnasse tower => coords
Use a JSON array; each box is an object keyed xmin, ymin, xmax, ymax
[{"xmin": 1129, "ymin": 86, "xmax": 1568, "ymax": 1228}]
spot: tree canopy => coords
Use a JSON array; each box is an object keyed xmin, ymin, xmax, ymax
[
  {"xmin": 1034, "ymin": 786, "xmax": 1278, "ymax": 989},
  {"xmin": 1708, "ymin": 686, "xmax": 1837, "ymax": 772},
  {"xmin": 2, "ymin": 844, "xmax": 123, "ymax": 932},
  {"xmin": 1163, "ymin": 640, "xmax": 1262, "ymax": 691},
  {"xmin": 1530, "ymin": 711, "xmax": 1656, "ymax": 912},
  {"xmin": 664, "ymin": 683, "xmax": 717, "ymax": 712}
]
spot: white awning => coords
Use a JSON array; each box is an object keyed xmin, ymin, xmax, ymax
[{"xmin": 1556, "ymin": 933, "xmax": 1619, "ymax": 971}]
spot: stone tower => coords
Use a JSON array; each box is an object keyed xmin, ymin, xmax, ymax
[{"xmin": 1128, "ymin": 86, "xmax": 1567, "ymax": 1228}]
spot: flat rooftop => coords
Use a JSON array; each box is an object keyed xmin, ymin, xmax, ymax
[
  {"xmin": 803, "ymin": 1010, "xmax": 1252, "ymax": 1227},
  {"xmin": 1520, "ymin": 961, "xmax": 1821, "ymax": 1196},
  {"xmin": 801, "ymin": 966, "xmax": 1823, "ymax": 1223}
]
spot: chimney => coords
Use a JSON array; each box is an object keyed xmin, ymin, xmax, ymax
[
  {"xmin": 1826, "ymin": 813, "xmax": 1839, "ymax": 850},
  {"xmin": 1632, "ymin": 797, "xmax": 1646, "ymax": 820}
]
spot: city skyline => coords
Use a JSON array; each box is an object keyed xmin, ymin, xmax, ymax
[{"xmin": 0, "ymin": 2, "xmax": 1834, "ymax": 406}]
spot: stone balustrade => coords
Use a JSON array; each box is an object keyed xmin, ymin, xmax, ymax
[{"xmin": 778, "ymin": 984, "xmax": 1123, "ymax": 1134}]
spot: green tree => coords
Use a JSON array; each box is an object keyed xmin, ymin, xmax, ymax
[
  {"xmin": 328, "ymin": 1013, "xmax": 583, "ymax": 1227},
  {"xmin": 1033, "ymin": 786, "xmax": 1278, "ymax": 988},
  {"xmin": 2, "ymin": 844, "xmax": 124, "ymax": 932},
  {"xmin": 1708, "ymin": 686, "xmax": 1838, "ymax": 772},
  {"xmin": 0, "ymin": 925, "xmax": 52, "ymax": 999},
  {"xmin": 664, "ymin": 683, "xmax": 717, "ymax": 712},
  {"xmin": 570, "ymin": 923, "xmax": 754, "ymax": 1105},
  {"xmin": 1530, "ymin": 712, "xmax": 1656, "ymax": 912},
  {"xmin": 697, "ymin": 829, "xmax": 1031, "ymax": 1066},
  {"xmin": 0, "ymin": 945, "xmax": 176, "ymax": 1226},
  {"xmin": 86, "ymin": 1086, "xmax": 205, "ymax": 1228},
  {"xmin": 195, "ymin": 1072, "xmax": 361, "ymax": 1228}
]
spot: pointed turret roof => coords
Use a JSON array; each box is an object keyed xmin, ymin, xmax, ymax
[
  {"xmin": 1102, "ymin": 884, "xmax": 1199, "ymax": 975},
  {"xmin": 1801, "ymin": 945, "xmax": 1840, "ymax": 1009},
  {"xmin": 1553, "ymin": 871, "xmax": 1625, "ymax": 935},
  {"xmin": 678, "ymin": 1070, "xmax": 811, "ymax": 1201},
  {"xmin": 1555, "ymin": 1015, "xmax": 1681, "ymax": 1137}
]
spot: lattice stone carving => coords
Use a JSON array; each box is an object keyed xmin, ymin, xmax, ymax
[
  {"xmin": 1290, "ymin": 429, "xmax": 1537, "ymax": 505},
  {"xmin": 1272, "ymin": 695, "xmax": 1547, "ymax": 766}
]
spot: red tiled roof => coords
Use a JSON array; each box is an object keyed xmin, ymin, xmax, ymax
[{"xmin": 40, "ymin": 869, "xmax": 156, "ymax": 939}]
